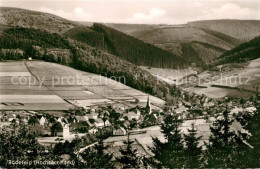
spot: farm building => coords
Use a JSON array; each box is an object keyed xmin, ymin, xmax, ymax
[{"xmin": 51, "ymin": 122, "xmax": 63, "ymax": 137}]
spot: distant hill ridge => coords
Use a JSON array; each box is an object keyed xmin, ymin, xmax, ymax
[
  {"xmin": 0, "ymin": 7, "xmax": 189, "ymax": 69},
  {"xmin": 0, "ymin": 7, "xmax": 185, "ymax": 103},
  {"xmin": 107, "ymin": 20, "xmax": 260, "ymax": 66},
  {"xmin": 187, "ymin": 19, "xmax": 260, "ymax": 41},
  {"xmin": 1, "ymin": 7, "xmax": 260, "ymax": 69}
]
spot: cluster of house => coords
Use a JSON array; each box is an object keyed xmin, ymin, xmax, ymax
[
  {"xmin": 162, "ymin": 95, "xmax": 218, "ymax": 120},
  {"xmin": 2, "ymin": 93, "xmax": 257, "ymax": 143},
  {"xmin": 0, "ymin": 97, "xmax": 155, "ymax": 139},
  {"xmin": 0, "ymin": 110, "xmax": 109, "ymax": 139},
  {"xmin": 0, "ymin": 110, "xmax": 29, "ymax": 125}
]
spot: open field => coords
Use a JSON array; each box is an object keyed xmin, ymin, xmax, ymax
[
  {"xmin": 0, "ymin": 60, "xmax": 165, "ymax": 110},
  {"xmin": 140, "ymin": 66, "xmax": 197, "ymax": 85},
  {"xmin": 185, "ymin": 58, "xmax": 260, "ymax": 98},
  {"xmin": 3, "ymin": 58, "xmax": 255, "ymax": 110},
  {"xmin": 0, "ymin": 61, "xmax": 164, "ymax": 110},
  {"xmin": 144, "ymin": 58, "xmax": 260, "ymax": 99},
  {"xmin": 0, "ymin": 61, "xmax": 73, "ymax": 110}
]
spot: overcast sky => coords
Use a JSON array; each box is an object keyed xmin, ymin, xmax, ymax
[{"xmin": 0, "ymin": 0, "xmax": 260, "ymax": 24}]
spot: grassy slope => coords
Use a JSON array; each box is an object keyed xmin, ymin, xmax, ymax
[
  {"xmin": 187, "ymin": 20, "xmax": 260, "ymax": 41},
  {"xmin": 130, "ymin": 26, "xmax": 230, "ymax": 66},
  {"xmin": 200, "ymin": 28, "xmax": 241, "ymax": 46},
  {"xmin": 109, "ymin": 25, "xmax": 231, "ymax": 65}
]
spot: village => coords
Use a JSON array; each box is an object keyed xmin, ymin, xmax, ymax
[{"xmin": 1, "ymin": 92, "xmax": 258, "ymax": 149}]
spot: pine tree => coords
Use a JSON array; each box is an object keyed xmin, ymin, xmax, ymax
[
  {"xmin": 117, "ymin": 133, "xmax": 140, "ymax": 168},
  {"xmin": 249, "ymin": 102, "xmax": 260, "ymax": 167},
  {"xmin": 150, "ymin": 114, "xmax": 185, "ymax": 168},
  {"xmin": 183, "ymin": 123, "xmax": 203, "ymax": 168},
  {"xmin": 241, "ymin": 100, "xmax": 260, "ymax": 167},
  {"xmin": 0, "ymin": 124, "xmax": 58, "ymax": 168},
  {"xmin": 80, "ymin": 139, "xmax": 114, "ymax": 168},
  {"xmin": 205, "ymin": 107, "xmax": 250, "ymax": 168}
]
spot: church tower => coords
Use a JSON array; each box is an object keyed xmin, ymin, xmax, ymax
[{"xmin": 145, "ymin": 95, "xmax": 151, "ymax": 114}]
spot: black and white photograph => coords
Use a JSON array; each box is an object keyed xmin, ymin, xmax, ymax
[{"xmin": 0, "ymin": 0, "xmax": 259, "ymax": 168}]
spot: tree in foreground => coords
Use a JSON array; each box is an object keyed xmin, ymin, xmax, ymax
[
  {"xmin": 205, "ymin": 107, "xmax": 250, "ymax": 168},
  {"xmin": 0, "ymin": 124, "xmax": 63, "ymax": 168},
  {"xmin": 117, "ymin": 133, "xmax": 140, "ymax": 168},
  {"xmin": 248, "ymin": 100, "xmax": 260, "ymax": 167},
  {"xmin": 150, "ymin": 114, "xmax": 185, "ymax": 168},
  {"xmin": 239, "ymin": 100, "xmax": 260, "ymax": 167},
  {"xmin": 80, "ymin": 139, "xmax": 114, "ymax": 168},
  {"xmin": 183, "ymin": 123, "xmax": 203, "ymax": 168}
]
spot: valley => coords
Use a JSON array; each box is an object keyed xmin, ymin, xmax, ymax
[
  {"xmin": 144, "ymin": 58, "xmax": 260, "ymax": 99},
  {"xmin": 0, "ymin": 6, "xmax": 259, "ymax": 168}
]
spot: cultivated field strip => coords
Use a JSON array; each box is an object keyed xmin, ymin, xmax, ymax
[
  {"xmin": 25, "ymin": 61, "xmax": 165, "ymax": 109},
  {"xmin": 0, "ymin": 61, "xmax": 73, "ymax": 110}
]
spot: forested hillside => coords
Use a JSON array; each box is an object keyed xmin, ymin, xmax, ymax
[
  {"xmin": 0, "ymin": 7, "xmax": 77, "ymax": 34},
  {"xmin": 0, "ymin": 8, "xmax": 188, "ymax": 69},
  {"xmin": 0, "ymin": 27, "xmax": 182, "ymax": 102},
  {"xmin": 108, "ymin": 20, "xmax": 260, "ymax": 66},
  {"xmin": 109, "ymin": 25, "xmax": 232, "ymax": 66},
  {"xmin": 216, "ymin": 35, "xmax": 260, "ymax": 65},
  {"xmin": 65, "ymin": 24, "xmax": 188, "ymax": 69},
  {"xmin": 63, "ymin": 26, "xmax": 104, "ymax": 49}
]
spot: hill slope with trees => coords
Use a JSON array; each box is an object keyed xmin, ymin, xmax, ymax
[
  {"xmin": 0, "ymin": 7, "xmax": 189, "ymax": 69},
  {"xmin": 64, "ymin": 24, "xmax": 188, "ymax": 69},
  {"xmin": 215, "ymin": 35, "xmax": 260, "ymax": 65},
  {"xmin": 107, "ymin": 20, "xmax": 260, "ymax": 66},
  {"xmin": 0, "ymin": 7, "xmax": 77, "ymax": 34},
  {"xmin": 0, "ymin": 26, "xmax": 182, "ymax": 103}
]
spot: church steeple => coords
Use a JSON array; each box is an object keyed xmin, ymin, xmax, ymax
[{"xmin": 146, "ymin": 95, "xmax": 151, "ymax": 114}]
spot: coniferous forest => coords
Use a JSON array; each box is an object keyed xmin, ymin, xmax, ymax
[
  {"xmin": 216, "ymin": 35, "xmax": 260, "ymax": 65},
  {"xmin": 0, "ymin": 27, "xmax": 182, "ymax": 102},
  {"xmin": 65, "ymin": 23, "xmax": 188, "ymax": 69}
]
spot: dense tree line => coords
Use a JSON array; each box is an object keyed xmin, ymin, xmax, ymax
[
  {"xmin": 0, "ymin": 26, "xmax": 182, "ymax": 103},
  {"xmin": 201, "ymin": 28, "xmax": 241, "ymax": 46},
  {"xmin": 64, "ymin": 26, "xmax": 104, "ymax": 49},
  {"xmin": 79, "ymin": 140, "xmax": 114, "ymax": 168},
  {"xmin": 0, "ymin": 27, "xmax": 70, "ymax": 52},
  {"xmin": 0, "ymin": 123, "xmax": 72, "ymax": 168},
  {"xmin": 65, "ymin": 23, "xmax": 188, "ymax": 69},
  {"xmin": 117, "ymin": 134, "xmax": 141, "ymax": 168},
  {"xmin": 216, "ymin": 35, "xmax": 260, "ymax": 65},
  {"xmin": 181, "ymin": 42, "xmax": 205, "ymax": 67},
  {"xmin": 149, "ymin": 103, "xmax": 260, "ymax": 168}
]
